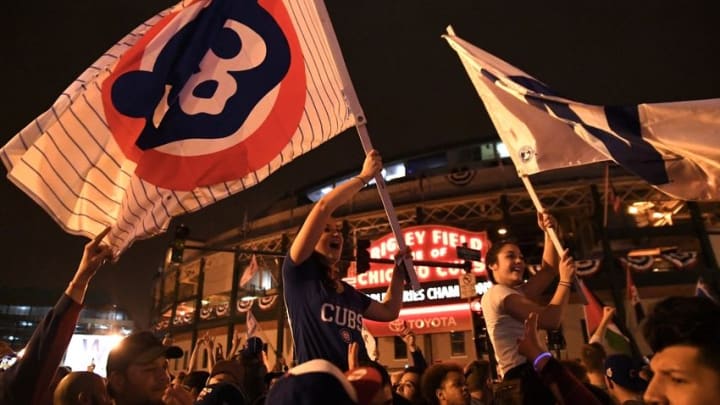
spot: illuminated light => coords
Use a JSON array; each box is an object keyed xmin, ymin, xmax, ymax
[
  {"xmin": 651, "ymin": 212, "xmax": 664, "ymax": 219},
  {"xmin": 627, "ymin": 206, "xmax": 639, "ymax": 215},
  {"xmin": 470, "ymin": 298, "xmax": 482, "ymax": 313},
  {"xmin": 16, "ymin": 348, "xmax": 26, "ymax": 358},
  {"xmin": 201, "ymin": 300, "xmax": 210, "ymax": 305},
  {"xmin": 354, "ymin": 225, "xmax": 489, "ymax": 289},
  {"xmin": 497, "ymin": 227, "xmax": 508, "ymax": 236},
  {"xmin": 496, "ymin": 142, "xmax": 510, "ymax": 158},
  {"xmin": 108, "ymin": 334, "xmax": 125, "ymax": 350},
  {"xmin": 397, "ymin": 303, "xmax": 470, "ymax": 317}
]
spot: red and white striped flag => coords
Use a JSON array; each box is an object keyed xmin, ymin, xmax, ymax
[
  {"xmin": 1, "ymin": 0, "xmax": 355, "ymax": 254},
  {"xmin": 239, "ymin": 254, "xmax": 260, "ymax": 287}
]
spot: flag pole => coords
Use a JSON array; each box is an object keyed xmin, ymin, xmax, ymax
[
  {"xmin": 603, "ymin": 163, "xmax": 610, "ymax": 228},
  {"xmin": 519, "ymin": 175, "xmax": 588, "ymax": 304},
  {"xmin": 312, "ymin": 0, "xmax": 420, "ymax": 291}
]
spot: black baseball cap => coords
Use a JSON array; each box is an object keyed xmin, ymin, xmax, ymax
[
  {"xmin": 106, "ymin": 331, "xmax": 183, "ymax": 374},
  {"xmin": 605, "ymin": 354, "xmax": 648, "ymax": 393}
]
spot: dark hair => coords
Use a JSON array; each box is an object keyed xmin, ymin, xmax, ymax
[
  {"xmin": 560, "ymin": 360, "xmax": 589, "ymax": 383},
  {"xmin": 399, "ymin": 366, "xmax": 422, "ymax": 380},
  {"xmin": 236, "ymin": 353, "xmax": 268, "ymax": 404},
  {"xmin": 183, "ymin": 370, "xmax": 210, "ymax": 394},
  {"xmin": 580, "ymin": 343, "xmax": 607, "ymax": 373},
  {"xmin": 464, "ymin": 359, "xmax": 489, "ymax": 392},
  {"xmin": 310, "ymin": 251, "xmax": 338, "ymax": 292},
  {"xmin": 421, "ymin": 363, "xmax": 464, "ymax": 405},
  {"xmin": 360, "ymin": 360, "xmax": 392, "ymax": 387},
  {"xmin": 483, "ymin": 239, "xmax": 518, "ymax": 284},
  {"xmin": 643, "ymin": 296, "xmax": 720, "ymax": 373}
]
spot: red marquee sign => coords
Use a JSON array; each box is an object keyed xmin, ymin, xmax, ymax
[
  {"xmin": 350, "ymin": 225, "xmax": 488, "ymax": 289},
  {"xmin": 364, "ymin": 303, "xmax": 472, "ymax": 337}
]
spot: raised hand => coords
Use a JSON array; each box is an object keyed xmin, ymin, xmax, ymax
[
  {"xmin": 358, "ymin": 149, "xmax": 383, "ymax": 183},
  {"xmin": 67, "ymin": 226, "xmax": 114, "ymax": 303},
  {"xmin": 347, "ymin": 342, "xmax": 359, "ymax": 370},
  {"xmin": 76, "ymin": 227, "xmax": 114, "ymax": 280},
  {"xmin": 537, "ymin": 211, "xmax": 558, "ymax": 232},
  {"xmin": 558, "ymin": 249, "xmax": 576, "ymax": 283},
  {"xmin": 517, "ymin": 312, "xmax": 546, "ymax": 368}
]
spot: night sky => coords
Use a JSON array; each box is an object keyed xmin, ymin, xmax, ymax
[{"xmin": 1, "ymin": 0, "xmax": 718, "ymax": 328}]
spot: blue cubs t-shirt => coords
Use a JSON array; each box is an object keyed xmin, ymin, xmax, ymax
[{"xmin": 283, "ymin": 253, "xmax": 372, "ymax": 371}]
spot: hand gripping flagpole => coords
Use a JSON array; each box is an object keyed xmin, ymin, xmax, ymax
[
  {"xmin": 313, "ymin": 0, "xmax": 421, "ymax": 291},
  {"xmin": 519, "ymin": 174, "xmax": 588, "ymax": 304}
]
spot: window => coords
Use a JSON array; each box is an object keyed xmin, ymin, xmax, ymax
[
  {"xmin": 495, "ymin": 142, "xmax": 510, "ymax": 158},
  {"xmin": 450, "ymin": 331, "xmax": 466, "ymax": 356},
  {"xmin": 393, "ymin": 336, "xmax": 407, "ymax": 360},
  {"xmin": 246, "ymin": 269, "xmax": 274, "ymax": 291}
]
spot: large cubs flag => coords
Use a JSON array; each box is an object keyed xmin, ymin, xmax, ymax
[
  {"xmin": 444, "ymin": 28, "xmax": 720, "ymax": 202},
  {"xmin": 0, "ymin": 0, "xmax": 354, "ymax": 253}
]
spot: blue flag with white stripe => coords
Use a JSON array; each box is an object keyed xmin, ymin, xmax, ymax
[{"xmin": 444, "ymin": 28, "xmax": 720, "ymax": 201}]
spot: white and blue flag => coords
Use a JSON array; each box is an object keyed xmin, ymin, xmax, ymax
[{"xmin": 445, "ymin": 27, "xmax": 720, "ymax": 201}]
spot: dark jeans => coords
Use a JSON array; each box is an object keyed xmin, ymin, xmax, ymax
[{"xmin": 503, "ymin": 363, "xmax": 557, "ymax": 405}]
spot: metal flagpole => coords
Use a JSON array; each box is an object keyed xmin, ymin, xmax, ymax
[{"xmin": 312, "ymin": 0, "xmax": 420, "ymax": 291}]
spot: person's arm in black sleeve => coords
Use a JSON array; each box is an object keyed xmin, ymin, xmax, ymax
[
  {"xmin": 0, "ymin": 228, "xmax": 113, "ymax": 405},
  {"xmin": 404, "ymin": 332, "xmax": 428, "ymax": 375}
]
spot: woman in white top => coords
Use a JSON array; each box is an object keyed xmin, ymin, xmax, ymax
[{"xmin": 480, "ymin": 212, "xmax": 576, "ymax": 404}]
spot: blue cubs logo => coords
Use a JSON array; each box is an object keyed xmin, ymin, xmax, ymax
[
  {"xmin": 102, "ymin": 0, "xmax": 305, "ymax": 190},
  {"xmin": 339, "ymin": 328, "xmax": 352, "ymax": 344}
]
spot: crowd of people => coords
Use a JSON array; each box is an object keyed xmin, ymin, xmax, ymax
[{"xmin": 1, "ymin": 150, "xmax": 720, "ymax": 404}]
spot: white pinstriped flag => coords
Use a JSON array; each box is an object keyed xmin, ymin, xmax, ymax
[{"xmin": 1, "ymin": 0, "xmax": 354, "ymax": 253}]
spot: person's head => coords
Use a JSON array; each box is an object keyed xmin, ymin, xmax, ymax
[
  {"xmin": 212, "ymin": 354, "xmax": 267, "ymax": 403},
  {"xmin": 54, "ymin": 371, "xmax": 112, "ymax": 405},
  {"xmin": 265, "ymin": 359, "xmax": 357, "ymax": 404},
  {"xmin": 347, "ymin": 363, "xmax": 387, "ymax": 405},
  {"xmin": 642, "ymin": 296, "xmax": 720, "ymax": 404},
  {"xmin": 264, "ymin": 371, "xmax": 285, "ymax": 391},
  {"xmin": 208, "ymin": 359, "xmax": 244, "ymax": 386},
  {"xmin": 195, "ymin": 382, "xmax": 248, "ymax": 405},
  {"xmin": 560, "ymin": 360, "xmax": 590, "ymax": 384},
  {"xmin": 396, "ymin": 367, "xmax": 422, "ymax": 403},
  {"xmin": 182, "ymin": 370, "xmax": 210, "ymax": 398},
  {"xmin": 421, "ymin": 363, "xmax": 470, "ymax": 405},
  {"xmin": 314, "ymin": 219, "xmax": 344, "ymax": 267},
  {"xmin": 242, "ymin": 336, "xmax": 266, "ymax": 358},
  {"xmin": 604, "ymin": 354, "xmax": 648, "ymax": 400},
  {"xmin": 484, "ymin": 239, "xmax": 524, "ymax": 286},
  {"xmin": 464, "ymin": 360, "xmax": 489, "ymax": 400},
  {"xmin": 581, "ymin": 343, "xmax": 607, "ymax": 374},
  {"xmin": 106, "ymin": 331, "xmax": 183, "ymax": 404}
]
